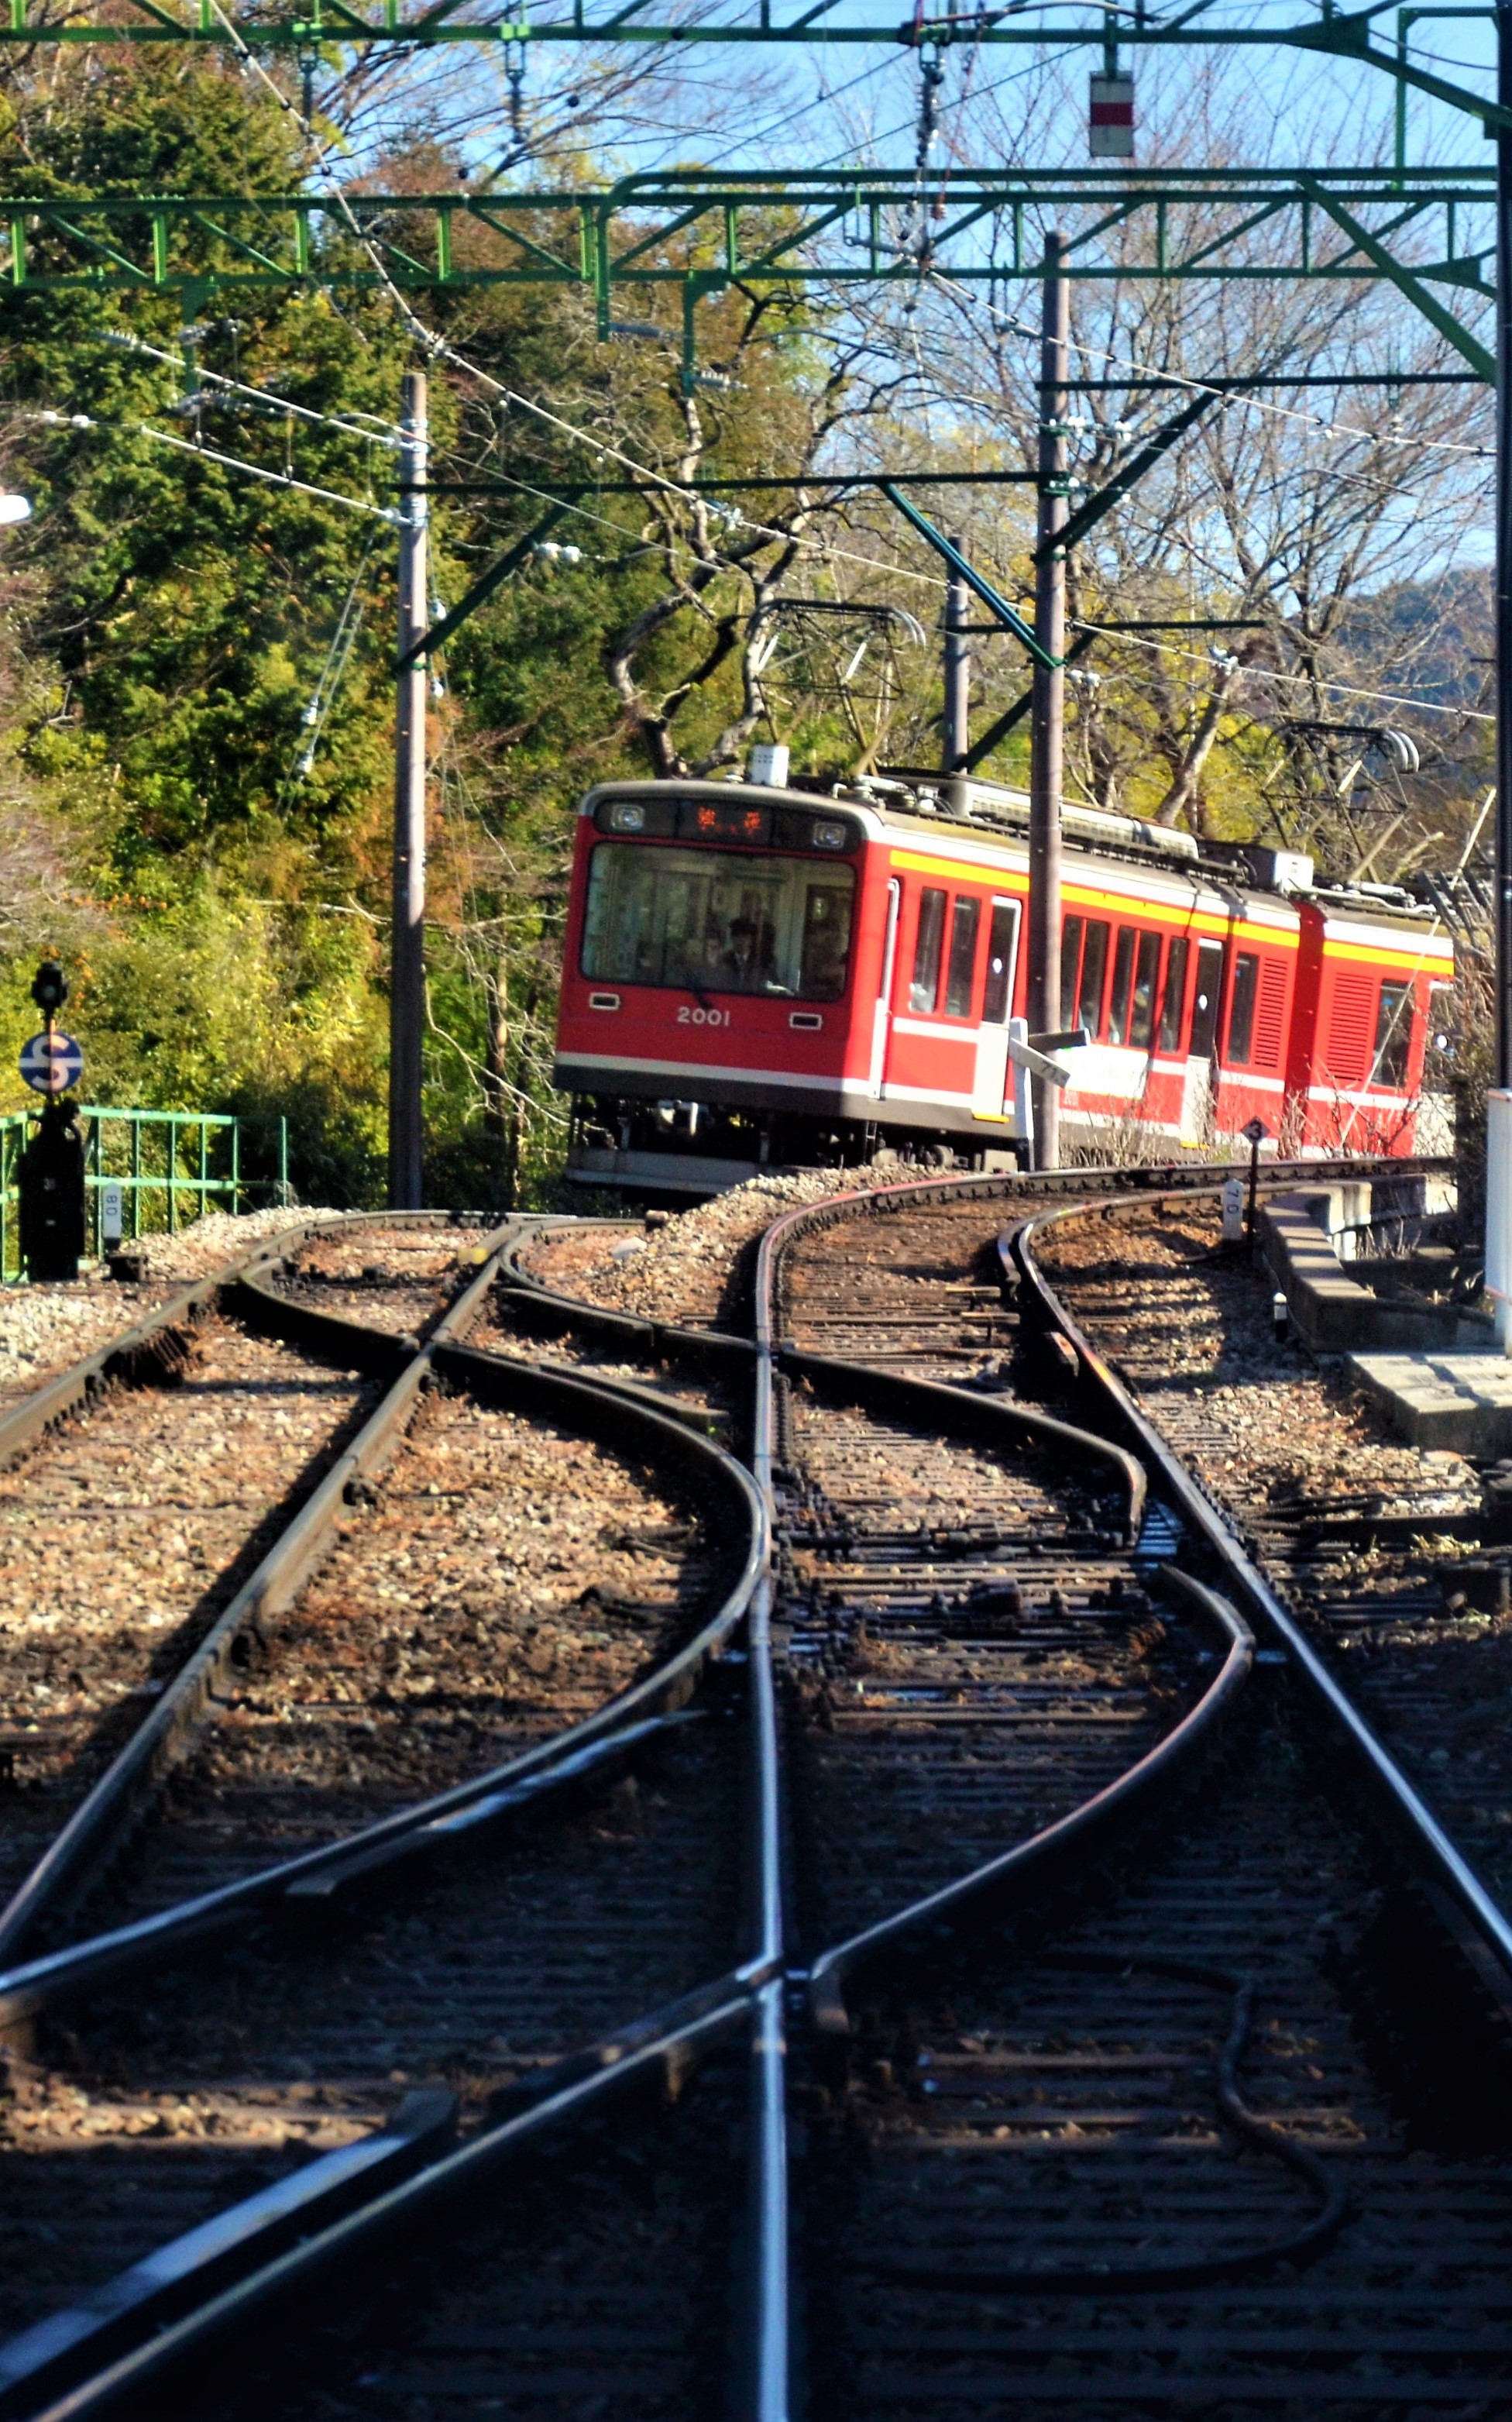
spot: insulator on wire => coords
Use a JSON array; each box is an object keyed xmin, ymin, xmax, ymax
[{"xmin": 506, "ymin": 42, "xmax": 527, "ymax": 144}]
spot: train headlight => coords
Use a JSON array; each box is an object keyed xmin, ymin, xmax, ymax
[
  {"xmin": 812, "ymin": 819, "xmax": 848, "ymax": 850},
  {"xmin": 607, "ymin": 801, "xmax": 648, "ymax": 833}
]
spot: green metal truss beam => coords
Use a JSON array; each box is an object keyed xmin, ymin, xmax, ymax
[
  {"xmin": 0, "ymin": 0, "xmax": 1503, "ymax": 139},
  {"xmin": 1298, "ymin": 176, "xmax": 1497, "ymax": 377},
  {"xmin": 0, "ymin": 167, "xmax": 1495, "ymax": 386}
]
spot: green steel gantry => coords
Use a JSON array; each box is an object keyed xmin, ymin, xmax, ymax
[
  {"xmin": 1, "ymin": 0, "xmax": 1507, "ymax": 1070},
  {"xmin": 1, "ymin": 166, "xmax": 1500, "ymax": 381}
]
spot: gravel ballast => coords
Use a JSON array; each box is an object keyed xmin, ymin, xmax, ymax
[
  {"xmin": 0, "ymin": 1207, "xmax": 340, "ymax": 1412},
  {"xmin": 525, "ymin": 1168, "xmax": 861, "ymax": 1329}
]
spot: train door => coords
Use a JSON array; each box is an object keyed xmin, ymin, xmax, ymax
[
  {"xmin": 972, "ymin": 896, "xmax": 1022, "ymax": 1118},
  {"xmin": 869, "ymin": 879, "xmax": 902, "ymax": 1096},
  {"xmin": 1180, "ymin": 937, "xmax": 1227, "ymax": 1144}
]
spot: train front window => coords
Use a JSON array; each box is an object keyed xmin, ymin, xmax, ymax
[{"xmin": 582, "ymin": 844, "xmax": 855, "ymax": 1000}]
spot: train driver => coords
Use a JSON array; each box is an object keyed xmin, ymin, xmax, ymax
[{"xmin": 720, "ymin": 916, "xmax": 774, "ymax": 990}]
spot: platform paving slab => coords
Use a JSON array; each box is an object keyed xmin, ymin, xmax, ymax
[{"xmin": 1348, "ymin": 1351, "xmax": 1512, "ymax": 1457}]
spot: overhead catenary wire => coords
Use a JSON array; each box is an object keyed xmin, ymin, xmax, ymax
[
  {"xmin": 919, "ymin": 261, "xmax": 1493, "ymax": 467},
  {"xmin": 126, "ymin": 13, "xmax": 1493, "ymax": 743},
  {"xmin": 199, "ymin": 0, "xmax": 990, "ymax": 614},
  {"xmin": 101, "ymin": 329, "xmax": 404, "ymax": 443},
  {"xmin": 136, "ymin": 421, "xmax": 400, "ymax": 520}
]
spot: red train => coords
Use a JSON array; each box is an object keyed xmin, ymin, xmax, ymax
[{"xmin": 554, "ymin": 768, "xmax": 1455, "ymax": 1193}]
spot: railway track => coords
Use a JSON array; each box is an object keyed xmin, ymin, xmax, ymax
[
  {"xmin": 1026, "ymin": 1195, "xmax": 1512, "ymax": 1911},
  {"xmin": 761, "ymin": 1166, "xmax": 1512, "ymax": 2417},
  {"xmin": 8, "ymin": 1158, "xmax": 1512, "ymax": 2419},
  {"xmin": 0, "ymin": 1213, "xmax": 764, "ymax": 2422}
]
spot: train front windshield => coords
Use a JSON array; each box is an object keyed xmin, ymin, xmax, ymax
[{"xmin": 582, "ymin": 842, "xmax": 855, "ymax": 1001}]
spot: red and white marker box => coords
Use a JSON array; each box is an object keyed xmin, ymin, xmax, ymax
[{"xmin": 1089, "ymin": 71, "xmax": 1135, "ymax": 158}]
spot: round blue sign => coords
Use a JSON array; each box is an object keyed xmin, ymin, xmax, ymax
[{"xmin": 19, "ymin": 1030, "xmax": 83, "ymax": 1095}]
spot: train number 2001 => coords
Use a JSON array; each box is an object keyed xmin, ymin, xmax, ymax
[{"xmin": 678, "ymin": 1005, "xmax": 732, "ymax": 1027}]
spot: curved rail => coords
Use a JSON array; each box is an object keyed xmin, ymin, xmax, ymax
[
  {"xmin": 1010, "ymin": 1192, "xmax": 1512, "ymax": 1994},
  {"xmin": 747, "ymin": 1180, "xmax": 1261, "ymax": 2422},
  {"xmin": 803, "ymin": 1565, "xmax": 1253, "ymax": 2039},
  {"xmin": 0, "ymin": 1216, "xmax": 775, "ymax": 2422},
  {"xmin": 0, "ymin": 1216, "xmax": 514, "ymax": 1963},
  {"xmin": 0, "ymin": 1244, "xmax": 766, "ymax": 2023}
]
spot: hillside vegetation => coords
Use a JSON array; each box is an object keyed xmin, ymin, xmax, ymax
[{"xmin": 0, "ymin": 52, "xmax": 1492, "ymax": 1202}]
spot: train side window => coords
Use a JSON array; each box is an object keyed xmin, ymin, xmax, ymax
[
  {"xmin": 945, "ymin": 896, "xmax": 981, "ymax": 1017},
  {"xmin": 1226, "ymin": 952, "xmax": 1259, "ymax": 1065},
  {"xmin": 1374, "ymin": 981, "xmax": 1413, "ymax": 1089},
  {"xmin": 982, "ymin": 901, "xmax": 1019, "ymax": 1024},
  {"xmin": 799, "ymin": 882, "xmax": 853, "ymax": 1001},
  {"xmin": 1189, "ymin": 940, "xmax": 1226, "ymax": 1059},
  {"xmin": 1425, "ymin": 980, "xmax": 1455, "ymax": 1082},
  {"xmin": 1157, "ymin": 937, "xmax": 1190, "ymax": 1051},
  {"xmin": 1077, "ymin": 920, "xmax": 1110, "ymax": 1041},
  {"xmin": 1060, "ymin": 916, "xmax": 1085, "ymax": 1029},
  {"xmin": 1129, "ymin": 931, "xmax": 1161, "ymax": 1049},
  {"xmin": 910, "ymin": 887, "xmax": 947, "ymax": 1012},
  {"xmin": 1107, "ymin": 927, "xmax": 1136, "ymax": 1044}
]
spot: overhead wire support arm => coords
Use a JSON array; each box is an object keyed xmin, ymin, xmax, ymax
[
  {"xmin": 1033, "ymin": 391, "xmax": 1218, "ymax": 565},
  {"xmin": 395, "ymin": 503, "xmax": 567, "ymax": 670},
  {"xmin": 879, "ymin": 481, "xmax": 1058, "ymax": 673}
]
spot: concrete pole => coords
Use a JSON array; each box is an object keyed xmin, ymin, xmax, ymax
[
  {"xmin": 1029, "ymin": 232, "xmax": 1069, "ymax": 1171},
  {"xmin": 1489, "ymin": 11, "xmax": 1512, "ymax": 1338},
  {"xmin": 943, "ymin": 541, "xmax": 970, "ymax": 772},
  {"xmin": 1498, "ymin": 9, "xmax": 1512, "ymax": 1099},
  {"xmin": 389, "ymin": 370, "xmax": 428, "ymax": 1211}
]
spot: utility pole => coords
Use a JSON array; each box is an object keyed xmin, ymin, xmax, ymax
[
  {"xmin": 943, "ymin": 539, "xmax": 970, "ymax": 772},
  {"xmin": 389, "ymin": 369, "xmax": 428, "ymax": 1211},
  {"xmin": 1490, "ymin": 7, "xmax": 1512, "ymax": 1341},
  {"xmin": 1497, "ymin": 5, "xmax": 1512, "ymax": 1093},
  {"xmin": 1028, "ymin": 231, "xmax": 1069, "ymax": 1171}
]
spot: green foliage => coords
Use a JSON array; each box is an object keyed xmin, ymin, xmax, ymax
[{"xmin": 0, "ymin": 53, "xmax": 874, "ymax": 1205}]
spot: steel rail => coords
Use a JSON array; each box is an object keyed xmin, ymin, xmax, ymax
[
  {"xmin": 0, "ymin": 1220, "xmax": 778, "ymax": 2421},
  {"xmin": 496, "ymin": 1210, "xmax": 790, "ymax": 2421},
  {"xmin": 1010, "ymin": 1189, "xmax": 1512, "ymax": 1990},
  {"xmin": 0, "ymin": 1213, "xmax": 346, "ymax": 1476},
  {"xmin": 778, "ymin": 1344, "xmax": 1147, "ymax": 1542},
  {"xmin": 8, "ymin": 1988, "xmax": 758, "ymax": 2422},
  {"xmin": 747, "ymin": 1177, "xmax": 1259, "ymax": 2420},
  {"xmin": 802, "ymin": 1565, "xmax": 1253, "ymax": 2042},
  {"xmin": 0, "ymin": 1217, "xmax": 519, "ymax": 1966},
  {"xmin": 747, "ymin": 1229, "xmax": 789, "ymax": 2422},
  {"xmin": 753, "ymin": 1180, "xmax": 1253, "ymax": 2018},
  {"xmin": 0, "ymin": 1292, "xmax": 767, "ymax": 2025}
]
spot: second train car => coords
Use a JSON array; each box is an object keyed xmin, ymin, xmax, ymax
[{"xmin": 555, "ymin": 766, "xmax": 1454, "ymax": 1193}]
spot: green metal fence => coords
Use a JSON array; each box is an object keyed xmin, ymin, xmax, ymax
[{"xmin": 0, "ymin": 1106, "xmax": 241, "ymax": 1282}]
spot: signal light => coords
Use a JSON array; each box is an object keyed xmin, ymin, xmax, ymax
[{"xmin": 30, "ymin": 960, "xmax": 68, "ymax": 1015}]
